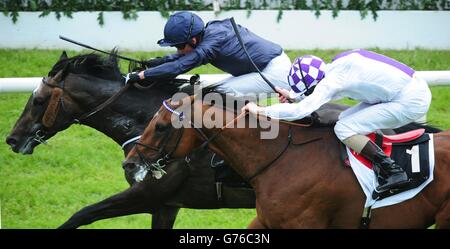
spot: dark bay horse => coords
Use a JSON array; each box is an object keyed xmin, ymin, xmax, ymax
[
  {"xmin": 5, "ymin": 51, "xmax": 256, "ymax": 228},
  {"xmin": 125, "ymin": 95, "xmax": 450, "ymax": 228}
]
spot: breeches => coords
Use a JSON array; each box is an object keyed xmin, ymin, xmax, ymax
[
  {"xmin": 334, "ymin": 75, "xmax": 431, "ymax": 141},
  {"xmin": 214, "ymin": 52, "xmax": 291, "ymax": 96}
]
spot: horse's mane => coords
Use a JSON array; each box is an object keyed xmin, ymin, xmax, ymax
[
  {"xmin": 200, "ymin": 92, "xmax": 256, "ymax": 113},
  {"xmin": 48, "ymin": 50, "xmax": 190, "ymax": 94},
  {"xmin": 49, "ymin": 49, "xmax": 123, "ymax": 81}
]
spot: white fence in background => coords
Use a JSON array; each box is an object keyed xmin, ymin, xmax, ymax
[
  {"xmin": 1, "ymin": 71, "xmax": 450, "ymax": 93},
  {"xmin": 1, "ymin": 10, "xmax": 450, "ymax": 51},
  {"xmin": 0, "ymin": 74, "xmax": 227, "ymax": 93}
]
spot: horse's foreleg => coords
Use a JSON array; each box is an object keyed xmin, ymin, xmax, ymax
[
  {"xmin": 151, "ymin": 206, "xmax": 180, "ymax": 229},
  {"xmin": 58, "ymin": 185, "xmax": 154, "ymax": 229}
]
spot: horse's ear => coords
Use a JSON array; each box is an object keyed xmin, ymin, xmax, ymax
[
  {"xmin": 59, "ymin": 51, "xmax": 68, "ymax": 61},
  {"xmin": 109, "ymin": 47, "xmax": 119, "ymax": 64}
]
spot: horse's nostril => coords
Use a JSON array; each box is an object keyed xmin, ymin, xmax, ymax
[
  {"xmin": 6, "ymin": 136, "xmax": 17, "ymax": 146},
  {"xmin": 122, "ymin": 161, "xmax": 136, "ymax": 170}
]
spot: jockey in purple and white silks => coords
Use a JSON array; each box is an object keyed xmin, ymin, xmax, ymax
[{"xmin": 242, "ymin": 49, "xmax": 432, "ymax": 193}]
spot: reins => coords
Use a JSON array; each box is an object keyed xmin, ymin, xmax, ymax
[
  {"xmin": 74, "ymin": 83, "xmax": 132, "ymax": 123},
  {"xmin": 245, "ymin": 126, "xmax": 292, "ymax": 182},
  {"xmin": 133, "ymin": 123, "xmax": 186, "ymax": 179},
  {"xmin": 35, "ymin": 71, "xmax": 143, "ymax": 146},
  {"xmin": 39, "ymin": 74, "xmax": 132, "ymax": 130},
  {"xmin": 137, "ymin": 98, "xmax": 320, "ymax": 182},
  {"xmin": 38, "ymin": 71, "xmax": 187, "ymax": 137}
]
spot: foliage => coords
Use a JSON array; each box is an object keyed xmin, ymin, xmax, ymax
[{"xmin": 1, "ymin": 0, "xmax": 448, "ymax": 25}]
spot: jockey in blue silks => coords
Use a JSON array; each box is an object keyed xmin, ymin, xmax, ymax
[
  {"xmin": 243, "ymin": 49, "xmax": 432, "ymax": 193},
  {"xmin": 125, "ymin": 11, "xmax": 291, "ymax": 96}
]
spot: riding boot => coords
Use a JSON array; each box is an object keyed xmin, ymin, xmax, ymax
[{"xmin": 360, "ymin": 141, "xmax": 410, "ymax": 193}]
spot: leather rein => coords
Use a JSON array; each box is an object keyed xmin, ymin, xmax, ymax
[
  {"xmin": 135, "ymin": 99, "xmax": 318, "ymax": 182},
  {"xmin": 36, "ymin": 70, "xmax": 190, "ymax": 146},
  {"xmin": 34, "ymin": 73, "xmax": 132, "ymax": 146}
]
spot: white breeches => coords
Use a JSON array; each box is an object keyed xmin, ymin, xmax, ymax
[
  {"xmin": 334, "ymin": 75, "xmax": 431, "ymax": 141},
  {"xmin": 214, "ymin": 52, "xmax": 291, "ymax": 96}
]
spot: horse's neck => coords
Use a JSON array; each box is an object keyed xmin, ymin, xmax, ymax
[
  {"xmin": 208, "ymin": 122, "xmax": 339, "ymax": 186},
  {"xmin": 207, "ymin": 124, "xmax": 292, "ymax": 182},
  {"xmin": 82, "ymin": 109, "xmax": 145, "ymax": 152},
  {"xmin": 79, "ymin": 81, "xmax": 175, "ymax": 152}
]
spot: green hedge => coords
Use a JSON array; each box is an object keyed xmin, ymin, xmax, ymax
[{"xmin": 2, "ymin": 0, "xmax": 449, "ymax": 25}]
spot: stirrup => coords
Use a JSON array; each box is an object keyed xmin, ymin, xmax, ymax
[{"xmin": 376, "ymin": 177, "xmax": 410, "ymax": 193}]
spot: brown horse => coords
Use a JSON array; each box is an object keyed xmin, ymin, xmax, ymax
[{"xmin": 124, "ymin": 94, "xmax": 450, "ymax": 228}]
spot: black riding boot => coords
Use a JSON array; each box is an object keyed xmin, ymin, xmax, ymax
[{"xmin": 360, "ymin": 141, "xmax": 410, "ymax": 193}]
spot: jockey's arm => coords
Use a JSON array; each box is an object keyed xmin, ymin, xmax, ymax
[
  {"xmin": 140, "ymin": 51, "xmax": 204, "ymax": 80},
  {"xmin": 139, "ymin": 35, "xmax": 222, "ymax": 81},
  {"xmin": 144, "ymin": 53, "xmax": 184, "ymax": 68},
  {"xmin": 263, "ymin": 78, "xmax": 337, "ymax": 121}
]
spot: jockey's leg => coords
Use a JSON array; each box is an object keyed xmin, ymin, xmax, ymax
[
  {"xmin": 335, "ymin": 75, "xmax": 431, "ymax": 192},
  {"xmin": 338, "ymin": 102, "xmax": 372, "ymax": 120},
  {"xmin": 341, "ymin": 133, "xmax": 409, "ymax": 192},
  {"xmin": 337, "ymin": 108, "xmax": 423, "ymax": 192},
  {"xmin": 361, "ymin": 139, "xmax": 409, "ymax": 192},
  {"xmin": 214, "ymin": 52, "xmax": 291, "ymax": 97},
  {"xmin": 338, "ymin": 103, "xmax": 396, "ymax": 134}
]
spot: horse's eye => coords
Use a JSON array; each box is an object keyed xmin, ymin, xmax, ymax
[
  {"xmin": 33, "ymin": 97, "xmax": 45, "ymax": 106},
  {"xmin": 155, "ymin": 123, "xmax": 169, "ymax": 132}
]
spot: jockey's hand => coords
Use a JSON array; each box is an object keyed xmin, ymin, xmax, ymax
[
  {"xmin": 144, "ymin": 57, "xmax": 165, "ymax": 68},
  {"xmin": 275, "ymin": 87, "xmax": 291, "ymax": 103},
  {"xmin": 125, "ymin": 72, "xmax": 143, "ymax": 85},
  {"xmin": 241, "ymin": 102, "xmax": 264, "ymax": 116}
]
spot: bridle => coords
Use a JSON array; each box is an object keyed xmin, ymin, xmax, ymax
[
  {"xmin": 34, "ymin": 71, "xmax": 132, "ymax": 145},
  {"xmin": 133, "ymin": 98, "xmax": 318, "ymax": 182},
  {"xmin": 133, "ymin": 125, "xmax": 185, "ymax": 180},
  {"xmin": 131, "ymin": 99, "xmax": 201, "ymax": 181},
  {"xmin": 32, "ymin": 72, "xmax": 72, "ymax": 145},
  {"xmin": 40, "ymin": 71, "xmax": 133, "ymax": 130},
  {"xmin": 41, "ymin": 72, "xmax": 69, "ymax": 128},
  {"xmin": 34, "ymin": 68, "xmax": 193, "ymax": 146}
]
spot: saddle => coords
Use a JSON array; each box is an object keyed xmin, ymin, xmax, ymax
[{"xmin": 343, "ymin": 129, "xmax": 432, "ymax": 200}]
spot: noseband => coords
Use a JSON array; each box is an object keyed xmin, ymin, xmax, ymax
[
  {"xmin": 133, "ymin": 124, "xmax": 186, "ymax": 181},
  {"xmin": 31, "ymin": 74, "xmax": 70, "ymax": 145},
  {"xmin": 41, "ymin": 73, "xmax": 68, "ymax": 129},
  {"xmin": 36, "ymin": 67, "xmax": 193, "ymax": 147},
  {"xmin": 132, "ymin": 99, "xmax": 248, "ymax": 181},
  {"xmin": 132, "ymin": 99, "xmax": 213, "ymax": 181},
  {"xmin": 35, "ymin": 70, "xmax": 131, "ymax": 145},
  {"xmin": 134, "ymin": 98, "xmax": 320, "ymax": 182}
]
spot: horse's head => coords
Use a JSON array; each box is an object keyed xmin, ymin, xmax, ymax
[
  {"xmin": 6, "ymin": 51, "xmax": 123, "ymax": 154},
  {"xmin": 123, "ymin": 96, "xmax": 202, "ymax": 180},
  {"xmin": 123, "ymin": 93, "xmax": 278, "ymax": 185},
  {"xmin": 118, "ymin": 96, "xmax": 200, "ymax": 201},
  {"xmin": 123, "ymin": 93, "xmax": 258, "ymax": 180}
]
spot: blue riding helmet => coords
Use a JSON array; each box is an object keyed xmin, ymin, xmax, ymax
[{"xmin": 157, "ymin": 11, "xmax": 205, "ymax": 47}]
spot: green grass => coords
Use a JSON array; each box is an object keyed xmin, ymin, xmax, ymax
[
  {"xmin": 0, "ymin": 49, "xmax": 449, "ymax": 229},
  {"xmin": 1, "ymin": 48, "xmax": 449, "ymax": 77}
]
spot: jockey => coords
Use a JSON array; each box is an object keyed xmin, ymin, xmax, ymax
[
  {"xmin": 125, "ymin": 11, "xmax": 291, "ymax": 96},
  {"xmin": 242, "ymin": 49, "xmax": 432, "ymax": 193}
]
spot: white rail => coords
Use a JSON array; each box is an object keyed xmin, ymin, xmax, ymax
[{"xmin": 0, "ymin": 72, "xmax": 449, "ymax": 93}]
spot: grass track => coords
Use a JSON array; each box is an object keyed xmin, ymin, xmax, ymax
[{"xmin": 0, "ymin": 49, "xmax": 449, "ymax": 228}]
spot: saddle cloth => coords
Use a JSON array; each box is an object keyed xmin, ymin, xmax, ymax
[{"xmin": 344, "ymin": 129, "xmax": 435, "ymax": 209}]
